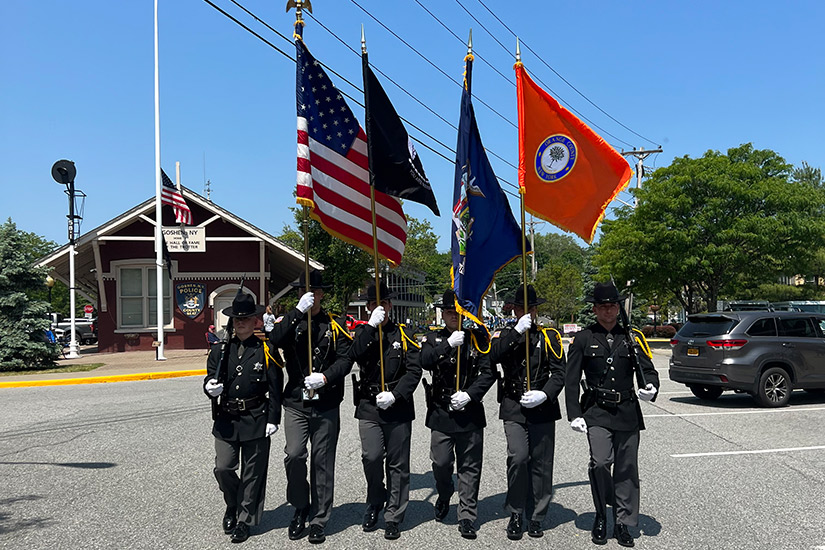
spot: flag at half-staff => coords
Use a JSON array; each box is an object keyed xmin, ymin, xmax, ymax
[
  {"xmin": 161, "ymin": 168, "xmax": 193, "ymax": 225},
  {"xmin": 451, "ymin": 41, "xmax": 524, "ymax": 326},
  {"xmin": 295, "ymin": 28, "xmax": 408, "ymax": 266},
  {"xmin": 515, "ymin": 54, "xmax": 631, "ymax": 243}
]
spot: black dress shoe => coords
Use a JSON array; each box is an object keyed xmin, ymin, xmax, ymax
[
  {"xmin": 527, "ymin": 520, "xmax": 543, "ymax": 538},
  {"xmin": 506, "ymin": 513, "xmax": 523, "ymax": 540},
  {"xmin": 614, "ymin": 523, "xmax": 635, "ymax": 548},
  {"xmin": 223, "ymin": 507, "xmax": 237, "ymax": 534},
  {"xmin": 308, "ymin": 524, "xmax": 326, "ymax": 544},
  {"xmin": 434, "ymin": 498, "xmax": 449, "ymax": 522},
  {"xmin": 289, "ymin": 507, "xmax": 309, "ymax": 540},
  {"xmin": 591, "ymin": 514, "xmax": 607, "ymax": 545},
  {"xmin": 384, "ymin": 521, "xmax": 401, "ymax": 540},
  {"xmin": 230, "ymin": 522, "xmax": 249, "ymax": 543},
  {"xmin": 362, "ymin": 503, "xmax": 382, "ymax": 532},
  {"xmin": 458, "ymin": 519, "xmax": 477, "ymax": 540}
]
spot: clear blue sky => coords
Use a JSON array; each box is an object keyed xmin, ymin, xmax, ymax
[{"xmin": 2, "ymin": 0, "xmax": 823, "ymax": 251}]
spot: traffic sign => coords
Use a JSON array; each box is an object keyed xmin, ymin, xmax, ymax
[{"xmin": 84, "ymin": 304, "xmax": 94, "ymax": 314}]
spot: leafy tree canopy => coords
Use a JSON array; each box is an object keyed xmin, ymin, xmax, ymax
[{"xmin": 595, "ymin": 144, "xmax": 825, "ymax": 313}]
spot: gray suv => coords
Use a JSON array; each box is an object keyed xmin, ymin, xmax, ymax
[{"xmin": 669, "ymin": 311, "xmax": 825, "ymax": 407}]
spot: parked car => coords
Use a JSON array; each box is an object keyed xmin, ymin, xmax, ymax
[
  {"xmin": 55, "ymin": 317, "xmax": 97, "ymax": 345},
  {"xmin": 669, "ymin": 311, "xmax": 825, "ymax": 407}
]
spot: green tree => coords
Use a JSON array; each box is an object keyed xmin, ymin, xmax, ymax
[
  {"xmin": 534, "ymin": 260, "xmax": 582, "ymax": 326},
  {"xmin": 595, "ymin": 144, "xmax": 825, "ymax": 313},
  {"xmin": 0, "ymin": 219, "xmax": 58, "ymax": 370},
  {"xmin": 399, "ymin": 217, "xmax": 450, "ymax": 301}
]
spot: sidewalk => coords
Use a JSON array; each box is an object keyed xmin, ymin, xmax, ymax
[{"xmin": 0, "ymin": 347, "xmax": 208, "ymax": 388}]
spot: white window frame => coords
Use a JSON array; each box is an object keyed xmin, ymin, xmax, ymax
[{"xmin": 113, "ymin": 259, "xmax": 175, "ymax": 331}]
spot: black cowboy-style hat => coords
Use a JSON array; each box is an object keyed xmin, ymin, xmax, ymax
[
  {"xmin": 585, "ymin": 281, "xmax": 626, "ymax": 304},
  {"xmin": 510, "ymin": 284, "xmax": 546, "ymax": 307},
  {"xmin": 432, "ymin": 289, "xmax": 458, "ymax": 310},
  {"xmin": 358, "ymin": 280, "xmax": 397, "ymax": 302},
  {"xmin": 289, "ymin": 269, "xmax": 333, "ymax": 290},
  {"xmin": 221, "ymin": 289, "xmax": 267, "ymax": 318}
]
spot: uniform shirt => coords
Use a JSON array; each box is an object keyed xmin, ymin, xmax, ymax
[
  {"xmin": 268, "ymin": 307, "xmax": 353, "ymax": 411},
  {"xmin": 564, "ymin": 322, "xmax": 660, "ymax": 431},
  {"xmin": 491, "ymin": 324, "xmax": 566, "ymax": 424},
  {"xmin": 262, "ymin": 312, "xmax": 277, "ymax": 333},
  {"xmin": 419, "ymin": 327, "xmax": 495, "ymax": 433},
  {"xmin": 205, "ymin": 334, "xmax": 282, "ymax": 442},
  {"xmin": 348, "ymin": 320, "xmax": 422, "ymax": 423}
]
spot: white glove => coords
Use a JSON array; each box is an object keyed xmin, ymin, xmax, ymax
[
  {"xmin": 265, "ymin": 423, "xmax": 279, "ymax": 437},
  {"xmin": 515, "ymin": 314, "xmax": 532, "ymax": 334},
  {"xmin": 204, "ymin": 378, "xmax": 224, "ymax": 397},
  {"xmin": 570, "ymin": 417, "xmax": 588, "ymax": 434},
  {"xmin": 638, "ymin": 383, "xmax": 657, "ymax": 401},
  {"xmin": 447, "ymin": 330, "xmax": 465, "ymax": 348},
  {"xmin": 375, "ymin": 391, "xmax": 396, "ymax": 409},
  {"xmin": 519, "ymin": 390, "xmax": 547, "ymax": 408},
  {"xmin": 368, "ymin": 306, "xmax": 386, "ymax": 328},
  {"xmin": 450, "ymin": 391, "xmax": 471, "ymax": 411},
  {"xmin": 297, "ymin": 292, "xmax": 315, "ymax": 313},
  {"xmin": 304, "ymin": 372, "xmax": 327, "ymax": 390}
]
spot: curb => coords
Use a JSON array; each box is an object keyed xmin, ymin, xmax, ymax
[{"xmin": 0, "ymin": 369, "xmax": 207, "ymax": 389}]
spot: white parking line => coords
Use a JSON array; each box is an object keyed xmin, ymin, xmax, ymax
[
  {"xmin": 672, "ymin": 445, "xmax": 825, "ymax": 458},
  {"xmin": 647, "ymin": 406, "xmax": 825, "ymax": 418},
  {"xmin": 657, "ymin": 391, "xmax": 693, "ymax": 395}
]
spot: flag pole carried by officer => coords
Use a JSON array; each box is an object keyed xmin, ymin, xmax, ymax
[
  {"xmin": 420, "ymin": 289, "xmax": 495, "ymax": 539},
  {"xmin": 203, "ymin": 282, "xmax": 282, "ymax": 543},
  {"xmin": 268, "ymin": 270, "xmax": 353, "ymax": 544},
  {"xmin": 564, "ymin": 281, "xmax": 659, "ymax": 548}
]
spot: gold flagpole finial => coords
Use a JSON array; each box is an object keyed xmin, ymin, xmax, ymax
[
  {"xmin": 286, "ymin": 0, "xmax": 312, "ymax": 22},
  {"xmin": 361, "ymin": 24, "xmax": 367, "ymax": 55}
]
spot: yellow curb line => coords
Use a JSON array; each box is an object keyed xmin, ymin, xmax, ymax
[{"xmin": 0, "ymin": 369, "xmax": 207, "ymax": 389}]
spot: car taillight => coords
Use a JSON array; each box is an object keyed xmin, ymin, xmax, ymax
[
  {"xmin": 706, "ymin": 339, "xmax": 747, "ymax": 350},
  {"xmin": 669, "ymin": 339, "xmax": 679, "ymax": 347}
]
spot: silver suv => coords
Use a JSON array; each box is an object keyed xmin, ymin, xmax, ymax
[{"xmin": 669, "ymin": 311, "xmax": 825, "ymax": 407}]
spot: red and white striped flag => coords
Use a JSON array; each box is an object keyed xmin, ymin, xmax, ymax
[
  {"xmin": 161, "ymin": 169, "xmax": 193, "ymax": 225},
  {"xmin": 295, "ymin": 35, "xmax": 407, "ymax": 265}
]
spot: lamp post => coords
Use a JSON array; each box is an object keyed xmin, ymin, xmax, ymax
[
  {"xmin": 45, "ymin": 275, "xmax": 55, "ymax": 306},
  {"xmin": 51, "ymin": 160, "xmax": 82, "ymax": 359}
]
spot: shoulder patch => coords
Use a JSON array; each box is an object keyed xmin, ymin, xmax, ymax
[
  {"xmin": 421, "ymin": 335, "xmax": 427, "ymax": 342},
  {"xmin": 274, "ymin": 316, "xmax": 284, "ymax": 324},
  {"xmin": 492, "ymin": 330, "xmax": 501, "ymax": 339}
]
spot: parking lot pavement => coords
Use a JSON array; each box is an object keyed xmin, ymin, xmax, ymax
[{"xmin": 1, "ymin": 349, "xmax": 824, "ymax": 549}]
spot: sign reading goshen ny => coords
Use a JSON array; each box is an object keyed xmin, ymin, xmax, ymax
[{"xmin": 162, "ymin": 226, "xmax": 205, "ymax": 252}]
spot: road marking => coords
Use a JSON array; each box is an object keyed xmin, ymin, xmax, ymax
[
  {"xmin": 647, "ymin": 406, "xmax": 825, "ymax": 418},
  {"xmin": 672, "ymin": 445, "xmax": 825, "ymax": 458},
  {"xmin": 657, "ymin": 391, "xmax": 693, "ymax": 395}
]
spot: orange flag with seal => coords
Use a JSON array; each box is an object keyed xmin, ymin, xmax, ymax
[{"xmin": 516, "ymin": 63, "xmax": 631, "ymax": 243}]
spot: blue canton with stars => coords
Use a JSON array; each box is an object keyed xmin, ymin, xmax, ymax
[{"xmin": 296, "ymin": 40, "xmax": 360, "ymax": 154}]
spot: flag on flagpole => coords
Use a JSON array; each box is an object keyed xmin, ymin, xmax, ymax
[
  {"xmin": 295, "ymin": 34, "xmax": 407, "ymax": 266},
  {"xmin": 363, "ymin": 60, "xmax": 439, "ymax": 217},
  {"xmin": 515, "ymin": 64, "xmax": 631, "ymax": 243},
  {"xmin": 160, "ymin": 169, "xmax": 193, "ymax": 225},
  {"xmin": 452, "ymin": 55, "xmax": 524, "ymax": 325}
]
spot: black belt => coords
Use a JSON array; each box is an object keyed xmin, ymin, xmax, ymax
[
  {"xmin": 504, "ymin": 377, "xmax": 549, "ymax": 400},
  {"xmin": 221, "ymin": 395, "xmax": 265, "ymax": 413},
  {"xmin": 594, "ymin": 388, "xmax": 635, "ymax": 404}
]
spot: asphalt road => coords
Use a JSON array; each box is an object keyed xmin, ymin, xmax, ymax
[{"xmin": 1, "ymin": 351, "xmax": 824, "ymax": 550}]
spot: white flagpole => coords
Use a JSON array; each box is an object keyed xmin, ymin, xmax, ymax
[{"xmin": 154, "ymin": 0, "xmax": 166, "ymax": 360}]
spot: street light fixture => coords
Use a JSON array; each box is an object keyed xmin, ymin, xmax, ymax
[{"xmin": 45, "ymin": 275, "xmax": 55, "ymax": 307}]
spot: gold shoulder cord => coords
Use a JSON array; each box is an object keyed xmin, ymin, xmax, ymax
[
  {"xmin": 470, "ymin": 331, "xmax": 491, "ymax": 354},
  {"xmin": 541, "ymin": 328, "xmax": 564, "ymax": 359},
  {"xmin": 328, "ymin": 313, "xmax": 353, "ymax": 341},
  {"xmin": 632, "ymin": 328, "xmax": 653, "ymax": 359},
  {"xmin": 263, "ymin": 341, "xmax": 283, "ymax": 369},
  {"xmin": 398, "ymin": 324, "xmax": 421, "ymax": 352}
]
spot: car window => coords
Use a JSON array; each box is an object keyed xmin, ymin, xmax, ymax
[
  {"xmin": 746, "ymin": 317, "xmax": 777, "ymax": 337},
  {"xmin": 818, "ymin": 319, "xmax": 825, "ymax": 336},
  {"xmin": 777, "ymin": 317, "xmax": 817, "ymax": 338},
  {"xmin": 679, "ymin": 318, "xmax": 737, "ymax": 337}
]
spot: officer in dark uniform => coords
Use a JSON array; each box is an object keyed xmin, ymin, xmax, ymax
[
  {"xmin": 490, "ymin": 284, "xmax": 566, "ymax": 540},
  {"xmin": 348, "ymin": 280, "xmax": 422, "ymax": 541},
  {"xmin": 564, "ymin": 282, "xmax": 659, "ymax": 548},
  {"xmin": 204, "ymin": 288, "xmax": 283, "ymax": 543},
  {"xmin": 420, "ymin": 290, "xmax": 495, "ymax": 539},
  {"xmin": 268, "ymin": 270, "xmax": 353, "ymax": 544}
]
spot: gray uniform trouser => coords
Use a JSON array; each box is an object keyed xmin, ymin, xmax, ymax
[
  {"xmin": 283, "ymin": 405, "xmax": 340, "ymax": 527},
  {"xmin": 430, "ymin": 429, "xmax": 484, "ymax": 522},
  {"xmin": 358, "ymin": 419, "xmax": 412, "ymax": 524},
  {"xmin": 587, "ymin": 426, "xmax": 640, "ymax": 526},
  {"xmin": 214, "ymin": 436, "xmax": 271, "ymax": 526},
  {"xmin": 503, "ymin": 420, "xmax": 556, "ymax": 522}
]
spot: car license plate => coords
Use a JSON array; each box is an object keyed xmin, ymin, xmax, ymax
[{"xmin": 687, "ymin": 347, "xmax": 699, "ymax": 357}]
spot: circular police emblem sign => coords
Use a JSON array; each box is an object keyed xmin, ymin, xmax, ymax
[{"xmin": 535, "ymin": 134, "xmax": 577, "ymax": 182}]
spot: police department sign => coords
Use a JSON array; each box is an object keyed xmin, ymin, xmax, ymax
[
  {"xmin": 535, "ymin": 134, "xmax": 577, "ymax": 182},
  {"xmin": 176, "ymin": 282, "xmax": 206, "ymax": 319}
]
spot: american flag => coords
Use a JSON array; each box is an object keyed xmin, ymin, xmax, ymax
[
  {"xmin": 295, "ymin": 37, "xmax": 407, "ymax": 266},
  {"xmin": 161, "ymin": 169, "xmax": 193, "ymax": 225}
]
